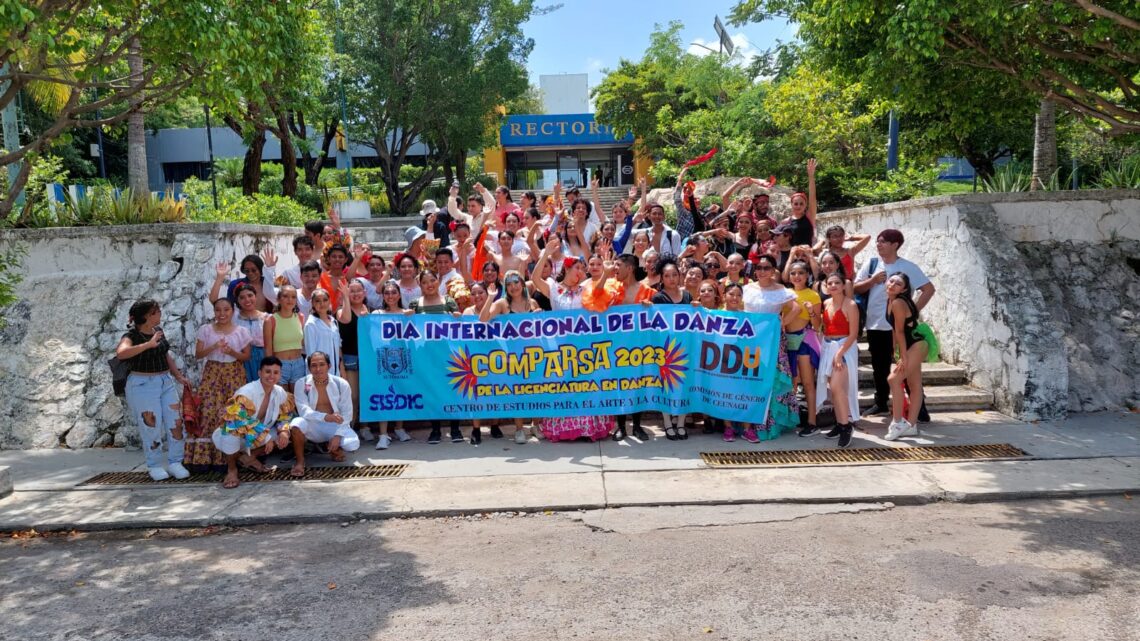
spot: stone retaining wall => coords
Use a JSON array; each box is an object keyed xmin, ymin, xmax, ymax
[
  {"xmin": 0, "ymin": 224, "xmax": 299, "ymax": 449},
  {"xmin": 819, "ymin": 190, "xmax": 1140, "ymax": 419}
]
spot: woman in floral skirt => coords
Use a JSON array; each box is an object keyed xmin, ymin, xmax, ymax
[
  {"xmin": 740, "ymin": 254, "xmax": 800, "ymax": 442},
  {"xmin": 184, "ymin": 297, "xmax": 252, "ymax": 473}
]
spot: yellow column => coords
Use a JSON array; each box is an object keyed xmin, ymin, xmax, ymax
[
  {"xmin": 633, "ymin": 141, "xmax": 653, "ymax": 184},
  {"xmin": 483, "ymin": 146, "xmax": 506, "ymax": 185}
]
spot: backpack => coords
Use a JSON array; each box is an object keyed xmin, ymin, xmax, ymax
[{"xmin": 854, "ymin": 257, "xmax": 878, "ymax": 336}]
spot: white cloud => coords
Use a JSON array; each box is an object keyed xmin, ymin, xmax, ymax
[
  {"xmin": 687, "ymin": 33, "xmax": 760, "ymax": 67},
  {"xmin": 585, "ymin": 57, "xmax": 604, "ymax": 72}
]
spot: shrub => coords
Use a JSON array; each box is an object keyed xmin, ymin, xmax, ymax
[
  {"xmin": 1094, "ymin": 156, "xmax": 1140, "ymax": 189},
  {"xmin": 191, "ymin": 192, "xmax": 313, "ymax": 227},
  {"xmin": 839, "ymin": 163, "xmax": 944, "ymax": 205}
]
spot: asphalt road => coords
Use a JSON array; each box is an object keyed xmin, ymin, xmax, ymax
[{"xmin": 2, "ymin": 498, "xmax": 1137, "ymax": 641}]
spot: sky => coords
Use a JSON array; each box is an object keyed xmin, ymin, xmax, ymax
[{"xmin": 520, "ymin": 0, "xmax": 794, "ymax": 89}]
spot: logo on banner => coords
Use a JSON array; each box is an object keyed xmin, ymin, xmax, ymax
[{"xmin": 378, "ymin": 347, "xmax": 412, "ymax": 378}]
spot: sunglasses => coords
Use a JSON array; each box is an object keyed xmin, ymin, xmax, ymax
[{"xmin": 757, "ymin": 265, "xmax": 775, "ymax": 272}]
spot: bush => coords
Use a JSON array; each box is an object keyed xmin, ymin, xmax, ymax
[
  {"xmin": 191, "ymin": 192, "xmax": 314, "ymax": 227},
  {"xmin": 0, "ymin": 242, "xmax": 25, "ymax": 327},
  {"xmin": 1094, "ymin": 156, "xmax": 1140, "ymax": 189},
  {"xmin": 839, "ymin": 163, "xmax": 944, "ymax": 205}
]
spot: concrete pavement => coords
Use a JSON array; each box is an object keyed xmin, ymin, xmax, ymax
[{"xmin": 0, "ymin": 411, "xmax": 1137, "ymax": 531}]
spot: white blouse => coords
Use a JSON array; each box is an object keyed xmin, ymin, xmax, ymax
[
  {"xmin": 546, "ymin": 277, "xmax": 585, "ymax": 311},
  {"xmin": 742, "ymin": 284, "xmax": 795, "ymax": 315},
  {"xmin": 303, "ymin": 314, "xmax": 342, "ymax": 376}
]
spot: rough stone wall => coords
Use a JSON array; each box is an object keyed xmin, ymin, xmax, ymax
[
  {"xmin": 819, "ymin": 190, "xmax": 1140, "ymax": 419},
  {"xmin": 1017, "ymin": 241, "xmax": 1140, "ymax": 412},
  {"xmin": 0, "ymin": 224, "xmax": 298, "ymax": 449}
]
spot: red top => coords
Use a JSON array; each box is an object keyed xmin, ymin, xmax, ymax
[
  {"xmin": 840, "ymin": 253, "xmax": 854, "ymax": 279},
  {"xmin": 822, "ymin": 306, "xmax": 850, "ymax": 337}
]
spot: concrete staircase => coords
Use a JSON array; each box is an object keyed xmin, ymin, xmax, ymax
[
  {"xmin": 854, "ymin": 342, "xmax": 992, "ymax": 412},
  {"xmin": 590, "ymin": 186, "xmax": 634, "ymax": 214}
]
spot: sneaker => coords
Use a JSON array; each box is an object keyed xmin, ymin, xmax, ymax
[
  {"xmin": 428, "ymin": 428, "xmax": 442, "ymax": 445},
  {"xmin": 514, "ymin": 428, "xmax": 528, "ymax": 445},
  {"xmin": 742, "ymin": 428, "xmax": 761, "ymax": 444},
  {"xmin": 896, "ymin": 419, "xmax": 918, "ymax": 439},
  {"xmin": 864, "ymin": 404, "xmax": 888, "ymax": 416},
  {"xmin": 394, "ymin": 428, "xmax": 412, "ymax": 442},
  {"xmin": 450, "ymin": 426, "xmax": 464, "ymax": 443},
  {"xmin": 375, "ymin": 434, "xmax": 392, "ymax": 450},
  {"xmin": 489, "ymin": 425, "xmax": 504, "ymax": 439},
  {"xmin": 165, "ymin": 462, "xmax": 190, "ymax": 480},
  {"xmin": 884, "ymin": 419, "xmax": 902, "ymax": 441},
  {"xmin": 824, "ymin": 424, "xmax": 843, "ymax": 439},
  {"xmin": 797, "ymin": 425, "xmax": 819, "ymax": 437},
  {"xmin": 837, "ymin": 424, "xmax": 854, "ymax": 448},
  {"xmin": 722, "ymin": 426, "xmax": 735, "ymax": 442},
  {"xmin": 147, "ymin": 466, "xmax": 170, "ymax": 481},
  {"xmin": 357, "ymin": 427, "xmax": 374, "ymax": 443},
  {"xmin": 470, "ymin": 427, "xmax": 482, "ymax": 445}
]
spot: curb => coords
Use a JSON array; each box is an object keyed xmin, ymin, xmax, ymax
[{"xmin": 3, "ymin": 487, "xmax": 1138, "ymax": 533}]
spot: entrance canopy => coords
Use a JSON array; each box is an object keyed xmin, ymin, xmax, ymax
[{"xmin": 499, "ymin": 114, "xmax": 636, "ymax": 191}]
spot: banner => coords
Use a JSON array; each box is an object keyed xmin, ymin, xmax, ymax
[{"xmin": 358, "ymin": 307, "xmax": 781, "ymax": 423}]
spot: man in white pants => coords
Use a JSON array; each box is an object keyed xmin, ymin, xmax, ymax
[{"xmin": 289, "ymin": 351, "xmax": 359, "ymax": 477}]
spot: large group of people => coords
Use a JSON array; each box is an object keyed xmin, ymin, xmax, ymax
[{"xmin": 115, "ymin": 160, "xmax": 939, "ymax": 488}]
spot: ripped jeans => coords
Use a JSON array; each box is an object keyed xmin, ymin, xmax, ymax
[{"xmin": 124, "ymin": 372, "xmax": 184, "ymax": 468}]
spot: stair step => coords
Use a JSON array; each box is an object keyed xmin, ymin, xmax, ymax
[
  {"xmin": 857, "ymin": 362, "xmax": 966, "ymax": 385},
  {"xmin": 857, "ymin": 385, "xmax": 992, "ymax": 411}
]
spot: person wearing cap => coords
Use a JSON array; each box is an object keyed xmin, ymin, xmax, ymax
[
  {"xmin": 420, "ymin": 199, "xmax": 452, "ymax": 247},
  {"xmin": 772, "ymin": 224, "xmax": 796, "ymax": 276},
  {"xmin": 854, "ymin": 229, "xmax": 936, "ymax": 419}
]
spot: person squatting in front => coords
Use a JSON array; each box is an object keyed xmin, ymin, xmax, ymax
[
  {"xmin": 289, "ymin": 351, "xmax": 360, "ymax": 476},
  {"xmin": 211, "ymin": 356, "xmax": 296, "ymax": 489}
]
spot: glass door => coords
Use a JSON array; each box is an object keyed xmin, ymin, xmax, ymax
[{"xmin": 558, "ymin": 152, "xmax": 580, "ymax": 189}]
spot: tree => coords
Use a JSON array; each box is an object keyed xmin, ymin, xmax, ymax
[
  {"xmin": 125, "ymin": 36, "xmax": 147, "ymax": 194},
  {"xmin": 730, "ymin": 0, "xmax": 1140, "ymax": 136},
  {"xmin": 342, "ymin": 0, "xmax": 537, "ymax": 214},
  {"xmin": 0, "ymin": 1, "xmax": 316, "ymax": 219},
  {"xmin": 592, "ymin": 22, "xmax": 752, "ymax": 178}
]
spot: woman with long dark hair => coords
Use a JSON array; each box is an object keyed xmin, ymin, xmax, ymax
[
  {"xmin": 116, "ymin": 300, "xmax": 193, "ymax": 480},
  {"xmin": 369, "ymin": 281, "xmax": 412, "ymax": 449},
  {"xmin": 479, "ymin": 270, "xmax": 540, "ymax": 445},
  {"xmin": 184, "ymin": 297, "xmax": 252, "ymax": 473},
  {"xmin": 741, "ymin": 254, "xmax": 800, "ymax": 443},
  {"xmin": 885, "ymin": 272, "xmax": 939, "ymax": 440},
  {"xmin": 816, "ymin": 273, "xmax": 860, "ymax": 448}
]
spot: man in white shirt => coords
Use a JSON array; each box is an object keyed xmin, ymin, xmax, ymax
[
  {"xmin": 212, "ymin": 356, "xmax": 295, "ymax": 489},
  {"xmin": 296, "ymin": 260, "xmax": 321, "ymax": 316},
  {"xmin": 645, "ymin": 203, "xmax": 683, "ymax": 258},
  {"xmin": 288, "ymin": 351, "xmax": 359, "ymax": 477},
  {"xmin": 854, "ymin": 229, "xmax": 936, "ymax": 418},
  {"xmin": 281, "ymin": 235, "xmax": 315, "ymax": 289}
]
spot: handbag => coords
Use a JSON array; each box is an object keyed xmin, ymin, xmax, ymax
[
  {"xmin": 181, "ymin": 383, "xmax": 203, "ymax": 437},
  {"xmin": 108, "ymin": 356, "xmax": 131, "ymax": 396}
]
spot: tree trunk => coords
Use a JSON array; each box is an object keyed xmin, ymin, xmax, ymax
[
  {"xmin": 273, "ymin": 110, "xmax": 297, "ymax": 198},
  {"xmin": 443, "ymin": 162, "xmax": 454, "ymax": 187},
  {"xmin": 1031, "ymin": 98, "xmax": 1057, "ymax": 191},
  {"xmin": 126, "ymin": 36, "xmax": 148, "ymax": 196},
  {"xmin": 242, "ymin": 129, "xmax": 266, "ymax": 196},
  {"xmin": 456, "ymin": 152, "xmax": 466, "ymax": 184}
]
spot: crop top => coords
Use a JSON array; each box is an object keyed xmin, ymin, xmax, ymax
[
  {"xmin": 822, "ymin": 306, "xmax": 850, "ymax": 337},
  {"xmin": 271, "ymin": 312, "xmax": 303, "ymax": 352}
]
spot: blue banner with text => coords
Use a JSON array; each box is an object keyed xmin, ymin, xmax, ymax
[{"xmin": 358, "ymin": 307, "xmax": 779, "ymax": 423}]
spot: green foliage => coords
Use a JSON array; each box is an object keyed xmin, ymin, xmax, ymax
[
  {"xmin": 981, "ymin": 163, "xmax": 1033, "ymax": 193},
  {"xmin": 1094, "ymin": 156, "xmax": 1140, "ymax": 189},
  {"xmin": 211, "ymin": 158, "xmax": 245, "ymax": 189},
  {"xmin": 14, "ymin": 153, "xmax": 69, "ymax": 227},
  {"xmin": 343, "ymin": 0, "xmax": 537, "ymax": 213},
  {"xmin": 838, "ymin": 163, "xmax": 946, "ymax": 206},
  {"xmin": 190, "ymin": 191, "xmax": 314, "ymax": 227},
  {"xmin": 729, "ymin": 0, "xmax": 1140, "ymax": 137},
  {"xmin": 0, "ymin": 242, "xmax": 26, "ymax": 327}
]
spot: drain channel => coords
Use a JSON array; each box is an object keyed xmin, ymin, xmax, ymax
[
  {"xmin": 701, "ymin": 444, "xmax": 1028, "ymax": 467},
  {"xmin": 80, "ymin": 464, "xmax": 409, "ymax": 486}
]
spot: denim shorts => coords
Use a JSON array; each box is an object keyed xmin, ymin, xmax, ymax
[
  {"xmin": 343, "ymin": 354, "xmax": 359, "ymax": 372},
  {"xmin": 280, "ymin": 357, "xmax": 307, "ymax": 387}
]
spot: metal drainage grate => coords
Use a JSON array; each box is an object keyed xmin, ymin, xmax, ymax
[
  {"xmin": 79, "ymin": 464, "xmax": 409, "ymax": 486},
  {"xmin": 701, "ymin": 443, "xmax": 1028, "ymax": 467}
]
